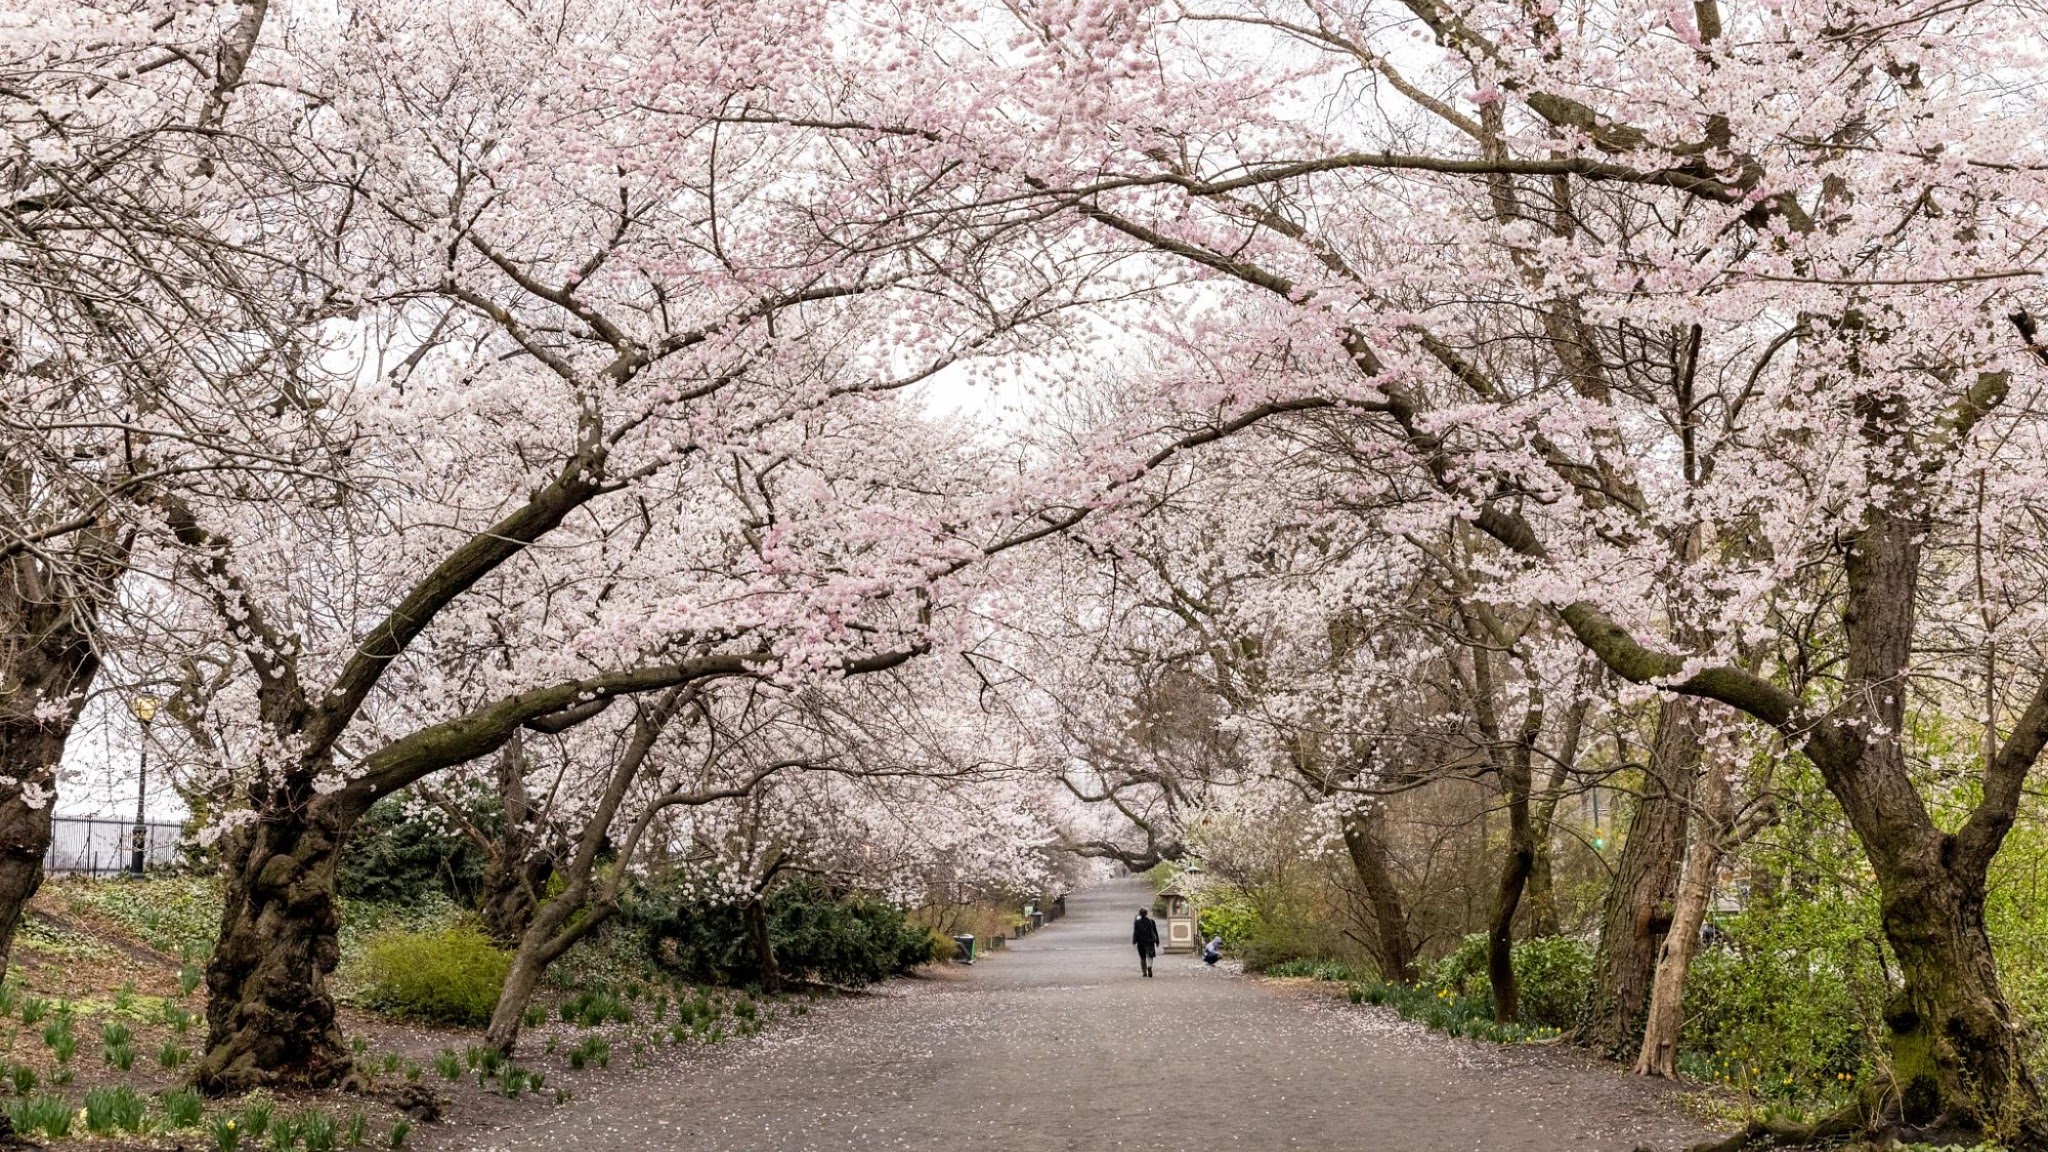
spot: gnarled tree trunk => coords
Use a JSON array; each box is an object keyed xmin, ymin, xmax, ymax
[
  {"xmin": 193, "ymin": 789, "xmax": 353, "ymax": 1093},
  {"xmin": 475, "ymin": 735, "xmax": 555, "ymax": 946},
  {"xmin": 1581, "ymin": 695, "xmax": 1697, "ymax": 1054},
  {"xmin": 480, "ymin": 854, "xmax": 554, "ymax": 947},
  {"xmin": 0, "ymin": 720, "xmax": 67, "ymax": 984},
  {"xmin": 0, "ymin": 525, "xmax": 125, "ymax": 985}
]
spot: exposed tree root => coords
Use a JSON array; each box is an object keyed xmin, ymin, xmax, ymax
[{"xmin": 1682, "ymin": 1102, "xmax": 1870, "ymax": 1152}]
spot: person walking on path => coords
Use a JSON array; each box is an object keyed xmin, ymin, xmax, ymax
[{"xmin": 1133, "ymin": 908, "xmax": 1160, "ymax": 977}]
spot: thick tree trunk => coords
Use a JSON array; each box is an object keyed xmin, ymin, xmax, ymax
[
  {"xmin": 484, "ymin": 949, "xmax": 546, "ymax": 1057},
  {"xmin": 745, "ymin": 895, "xmax": 781, "ymax": 995},
  {"xmin": 479, "ymin": 853, "xmax": 553, "ymax": 946},
  {"xmin": 193, "ymin": 795, "xmax": 353, "ymax": 1094},
  {"xmin": 1341, "ymin": 808, "xmax": 1419, "ymax": 984},
  {"xmin": 484, "ymin": 877, "xmax": 620, "ymax": 1055},
  {"xmin": 0, "ymin": 725, "xmax": 61, "ymax": 985},
  {"xmin": 1634, "ymin": 752, "xmax": 1730, "ymax": 1077},
  {"xmin": 0, "ymin": 539, "xmax": 117, "ymax": 985},
  {"xmin": 1819, "ymin": 510, "xmax": 2045, "ymax": 1140},
  {"xmin": 1581, "ymin": 695, "xmax": 1698, "ymax": 1054},
  {"xmin": 1874, "ymin": 851, "xmax": 2042, "ymax": 1137}
]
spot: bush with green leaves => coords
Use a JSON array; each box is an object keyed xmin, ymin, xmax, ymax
[
  {"xmin": 1506, "ymin": 935, "xmax": 1593, "ymax": 1031},
  {"xmin": 336, "ymin": 796, "xmax": 487, "ymax": 907},
  {"xmin": 1195, "ymin": 898, "xmax": 1259, "ymax": 953},
  {"xmin": 354, "ymin": 925, "xmax": 511, "ymax": 1026},
  {"xmin": 627, "ymin": 879, "xmax": 936, "ymax": 987}
]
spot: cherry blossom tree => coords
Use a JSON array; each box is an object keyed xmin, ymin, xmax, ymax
[
  {"xmin": 881, "ymin": 0, "xmax": 2048, "ymax": 1135},
  {"xmin": 0, "ymin": 0, "xmax": 334, "ymax": 979}
]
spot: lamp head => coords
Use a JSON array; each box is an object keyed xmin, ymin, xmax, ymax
[{"xmin": 131, "ymin": 695, "xmax": 160, "ymax": 725}]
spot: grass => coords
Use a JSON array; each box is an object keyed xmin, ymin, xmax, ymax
[
  {"xmin": 83, "ymin": 1084, "xmax": 149, "ymax": 1134},
  {"xmin": 1267, "ymin": 957, "xmax": 1372, "ymax": 982},
  {"xmin": 1345, "ymin": 980, "xmax": 1563, "ymax": 1044},
  {"xmin": 566, "ymin": 1036, "xmax": 610, "ymax": 1070},
  {"xmin": 7, "ymin": 1092, "xmax": 73, "ymax": 1138},
  {"xmin": 559, "ymin": 989, "xmax": 632, "ymax": 1027},
  {"xmin": 163, "ymin": 1086, "xmax": 205, "ymax": 1128},
  {"xmin": 58, "ymin": 875, "xmax": 225, "ymax": 959}
]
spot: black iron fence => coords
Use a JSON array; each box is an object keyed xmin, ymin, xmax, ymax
[{"xmin": 43, "ymin": 817, "xmax": 187, "ymax": 876}]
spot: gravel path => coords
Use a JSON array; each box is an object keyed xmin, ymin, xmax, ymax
[{"xmin": 451, "ymin": 880, "xmax": 1718, "ymax": 1152}]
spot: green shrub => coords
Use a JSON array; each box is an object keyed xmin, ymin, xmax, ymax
[
  {"xmin": 1265, "ymin": 957, "xmax": 1368, "ymax": 982},
  {"xmin": 628, "ymin": 880, "xmax": 940, "ymax": 988},
  {"xmin": 355, "ymin": 926, "xmax": 511, "ymax": 1026},
  {"xmin": 1197, "ymin": 899, "xmax": 1259, "ymax": 951},
  {"xmin": 1510, "ymin": 935, "xmax": 1594, "ymax": 1031},
  {"xmin": 7, "ymin": 1062, "xmax": 33, "ymax": 1094},
  {"xmin": 336, "ymin": 797, "xmax": 487, "ymax": 907}
]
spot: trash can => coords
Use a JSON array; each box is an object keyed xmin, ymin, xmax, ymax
[{"xmin": 952, "ymin": 934, "xmax": 976, "ymax": 964}]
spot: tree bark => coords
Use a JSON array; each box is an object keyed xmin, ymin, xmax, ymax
[
  {"xmin": 1815, "ymin": 509, "xmax": 2045, "ymax": 1139},
  {"xmin": 745, "ymin": 895, "xmax": 781, "ymax": 995},
  {"xmin": 1341, "ymin": 808, "xmax": 1419, "ymax": 984},
  {"xmin": 475, "ymin": 738, "xmax": 554, "ymax": 946},
  {"xmin": 1521, "ymin": 697, "xmax": 1585, "ymax": 941},
  {"xmin": 1522, "ymin": 777, "xmax": 1565, "ymax": 939},
  {"xmin": 0, "ymin": 722, "xmax": 64, "ymax": 986},
  {"xmin": 0, "ymin": 522, "xmax": 124, "ymax": 985},
  {"xmin": 193, "ymin": 792, "xmax": 353, "ymax": 1093},
  {"xmin": 1580, "ymin": 695, "xmax": 1697, "ymax": 1054},
  {"xmin": 1488, "ymin": 726, "xmax": 1537, "ymax": 1024},
  {"xmin": 479, "ymin": 854, "xmax": 554, "ymax": 946},
  {"xmin": 1634, "ymin": 748, "xmax": 1730, "ymax": 1077},
  {"xmin": 483, "ymin": 880, "xmax": 615, "ymax": 1055}
]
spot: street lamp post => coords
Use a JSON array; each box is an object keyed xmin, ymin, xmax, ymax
[{"xmin": 130, "ymin": 696, "xmax": 158, "ymax": 877}]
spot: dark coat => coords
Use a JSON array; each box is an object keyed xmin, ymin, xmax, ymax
[{"xmin": 1133, "ymin": 915, "xmax": 1160, "ymax": 955}]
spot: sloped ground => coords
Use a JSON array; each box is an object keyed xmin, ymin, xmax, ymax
[{"xmin": 449, "ymin": 879, "xmax": 1716, "ymax": 1152}]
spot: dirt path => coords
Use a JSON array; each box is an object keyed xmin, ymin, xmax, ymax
[{"xmin": 449, "ymin": 880, "xmax": 1717, "ymax": 1152}]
